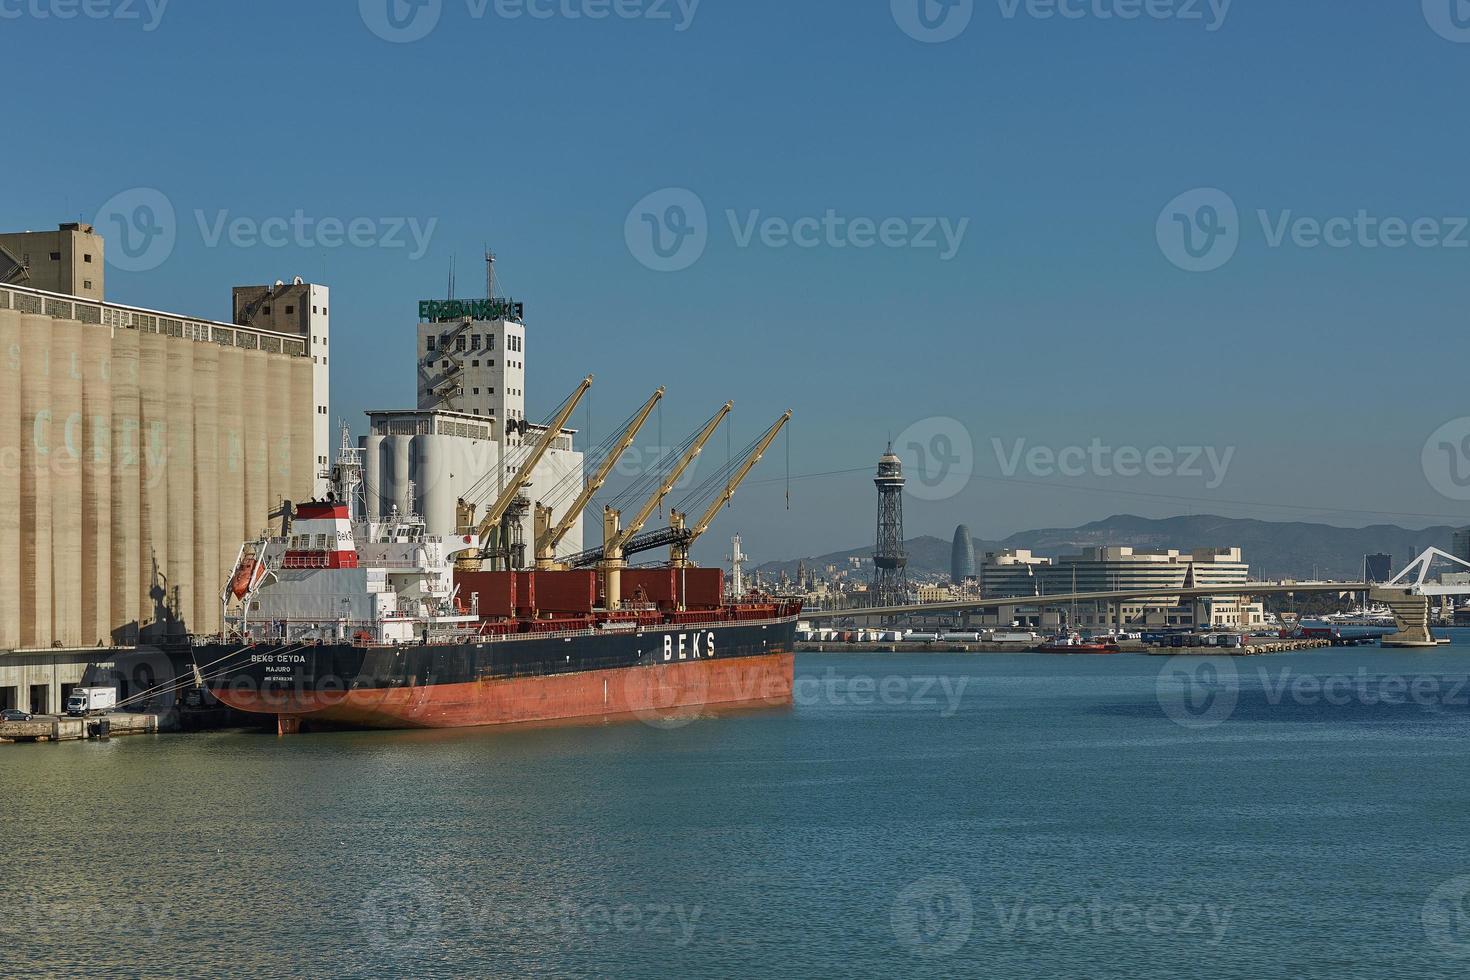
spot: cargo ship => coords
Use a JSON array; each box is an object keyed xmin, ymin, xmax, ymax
[{"xmin": 196, "ymin": 379, "xmax": 799, "ymax": 734}]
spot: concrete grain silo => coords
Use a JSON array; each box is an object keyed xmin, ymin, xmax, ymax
[
  {"xmin": 51, "ymin": 317, "xmax": 84, "ymax": 648},
  {"xmin": 165, "ymin": 339, "xmax": 196, "ymax": 634},
  {"xmin": 290, "ymin": 355, "xmax": 314, "ymax": 504},
  {"xmin": 0, "ymin": 309, "xmax": 20, "ymax": 651},
  {"xmin": 80, "ymin": 320, "xmax": 113, "ymax": 647},
  {"xmin": 243, "ymin": 348, "xmax": 269, "ymax": 541},
  {"xmin": 138, "ymin": 329, "xmax": 169, "ymax": 636},
  {"xmin": 363, "ymin": 431, "xmax": 384, "ymax": 518},
  {"xmin": 20, "ymin": 311, "xmax": 54, "ymax": 649},
  {"xmin": 391, "ymin": 436, "xmax": 412, "ymax": 516},
  {"xmin": 0, "ymin": 263, "xmax": 329, "ymax": 678},
  {"xmin": 110, "ymin": 327, "xmax": 141, "ymax": 646},
  {"xmin": 216, "ymin": 345, "xmax": 245, "ymax": 610},
  {"xmin": 193, "ymin": 343, "xmax": 220, "ymax": 636},
  {"xmin": 266, "ymin": 353, "xmax": 291, "ymax": 522}
]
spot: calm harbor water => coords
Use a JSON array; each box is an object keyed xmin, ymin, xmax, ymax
[{"xmin": 9, "ymin": 633, "xmax": 1470, "ymax": 978}]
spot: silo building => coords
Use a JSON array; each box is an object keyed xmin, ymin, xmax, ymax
[{"xmin": 0, "ymin": 224, "xmax": 328, "ymax": 665}]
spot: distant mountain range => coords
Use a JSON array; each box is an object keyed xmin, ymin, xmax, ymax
[{"xmin": 755, "ymin": 514, "xmax": 1466, "ymax": 582}]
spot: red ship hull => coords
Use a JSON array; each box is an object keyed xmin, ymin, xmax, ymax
[
  {"xmin": 216, "ymin": 652, "xmax": 795, "ymax": 733},
  {"xmin": 1035, "ymin": 643, "xmax": 1122, "ymax": 655}
]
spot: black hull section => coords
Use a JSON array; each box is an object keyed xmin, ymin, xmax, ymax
[{"xmin": 200, "ymin": 617, "xmax": 797, "ymax": 697}]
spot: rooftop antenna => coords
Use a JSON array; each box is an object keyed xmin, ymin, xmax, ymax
[
  {"xmin": 485, "ymin": 246, "xmax": 496, "ymax": 299},
  {"xmin": 447, "ymin": 255, "xmax": 456, "ymax": 300}
]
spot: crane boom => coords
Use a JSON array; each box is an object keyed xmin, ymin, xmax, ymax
[
  {"xmin": 600, "ymin": 401, "xmax": 731, "ymax": 610},
  {"xmin": 670, "ymin": 410, "xmax": 791, "ymax": 566},
  {"xmin": 613, "ymin": 401, "xmax": 731, "ymax": 551},
  {"xmin": 535, "ymin": 386, "xmax": 664, "ymax": 567},
  {"xmin": 472, "ymin": 374, "xmax": 593, "ymax": 547},
  {"xmin": 691, "ymin": 411, "xmax": 791, "ymax": 538}
]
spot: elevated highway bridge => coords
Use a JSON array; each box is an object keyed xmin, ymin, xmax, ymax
[{"xmin": 803, "ymin": 583, "xmax": 1367, "ymax": 622}]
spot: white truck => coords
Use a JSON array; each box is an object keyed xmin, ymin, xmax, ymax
[{"xmin": 66, "ymin": 687, "xmax": 117, "ymax": 717}]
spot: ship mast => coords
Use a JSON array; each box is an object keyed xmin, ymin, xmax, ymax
[{"xmin": 328, "ymin": 421, "xmax": 365, "ymax": 521}]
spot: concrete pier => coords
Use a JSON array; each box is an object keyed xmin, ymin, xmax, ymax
[{"xmin": 0, "ymin": 711, "xmax": 161, "ymax": 743}]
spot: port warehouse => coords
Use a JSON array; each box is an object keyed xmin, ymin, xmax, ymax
[
  {"xmin": 977, "ymin": 546, "xmax": 1266, "ymax": 630},
  {"xmin": 0, "ymin": 263, "xmax": 327, "ymax": 712}
]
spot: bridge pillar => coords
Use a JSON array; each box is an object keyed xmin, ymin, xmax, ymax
[{"xmin": 1372, "ymin": 587, "xmax": 1437, "ymax": 648}]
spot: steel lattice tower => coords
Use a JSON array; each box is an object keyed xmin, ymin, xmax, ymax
[{"xmin": 872, "ymin": 444, "xmax": 909, "ymax": 606}]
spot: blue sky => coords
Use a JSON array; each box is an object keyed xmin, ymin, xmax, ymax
[{"xmin": 6, "ymin": 0, "xmax": 1470, "ymax": 564}]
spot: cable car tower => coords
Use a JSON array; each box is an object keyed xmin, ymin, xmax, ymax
[{"xmin": 872, "ymin": 444, "xmax": 909, "ymax": 607}]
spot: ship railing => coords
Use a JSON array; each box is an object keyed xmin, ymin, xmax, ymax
[
  {"xmin": 205, "ymin": 613, "xmax": 801, "ymax": 647},
  {"xmin": 483, "ymin": 614, "xmax": 801, "ymax": 644},
  {"xmin": 280, "ymin": 553, "xmax": 333, "ymax": 569}
]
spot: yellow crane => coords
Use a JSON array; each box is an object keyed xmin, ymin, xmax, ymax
[
  {"xmin": 668, "ymin": 410, "xmax": 791, "ymax": 568},
  {"xmin": 601, "ymin": 401, "xmax": 731, "ymax": 610},
  {"xmin": 533, "ymin": 386, "xmax": 665, "ymax": 570},
  {"xmin": 457, "ymin": 374, "xmax": 593, "ymax": 572}
]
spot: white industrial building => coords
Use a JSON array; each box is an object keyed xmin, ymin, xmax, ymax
[
  {"xmin": 980, "ymin": 546, "xmax": 1266, "ymax": 630},
  {"xmin": 362, "ymin": 288, "xmax": 586, "ymax": 559},
  {"xmin": 362, "ymin": 408, "xmax": 585, "ymax": 557}
]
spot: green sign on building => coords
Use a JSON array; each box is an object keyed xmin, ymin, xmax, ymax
[{"xmin": 418, "ymin": 298, "xmax": 524, "ymax": 323}]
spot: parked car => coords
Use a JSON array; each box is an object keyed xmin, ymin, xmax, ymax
[{"xmin": 1, "ymin": 708, "xmax": 34, "ymax": 722}]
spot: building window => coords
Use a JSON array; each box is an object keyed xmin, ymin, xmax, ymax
[
  {"xmin": 456, "ymin": 336, "xmax": 466, "ymax": 352},
  {"xmin": 471, "ymin": 360, "xmax": 479, "ymax": 367},
  {"xmin": 83, "ymin": 280, "xmax": 92, "ymax": 290},
  {"xmin": 487, "ymin": 335, "xmax": 495, "ymax": 351},
  {"xmin": 49, "ymin": 252, "xmax": 60, "ymax": 261},
  {"xmin": 427, "ymin": 336, "xmax": 436, "ymax": 351},
  {"xmin": 285, "ymin": 305, "xmax": 294, "ymax": 315},
  {"xmin": 471, "ymin": 334, "xmax": 481, "ymax": 350},
  {"xmin": 473, "ymin": 388, "xmax": 479, "ymax": 395},
  {"xmin": 84, "ymin": 254, "xmax": 92, "ymax": 263},
  {"xmin": 263, "ymin": 305, "xmax": 271, "ymax": 314},
  {"xmin": 313, "ymin": 306, "xmax": 319, "ymax": 313}
]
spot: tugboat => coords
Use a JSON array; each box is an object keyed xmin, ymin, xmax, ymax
[{"xmin": 1034, "ymin": 633, "xmax": 1122, "ymax": 655}]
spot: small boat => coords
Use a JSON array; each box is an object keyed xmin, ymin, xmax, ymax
[{"xmin": 1035, "ymin": 633, "xmax": 1121, "ymax": 655}]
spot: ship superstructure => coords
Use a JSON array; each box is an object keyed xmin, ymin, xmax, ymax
[{"xmin": 223, "ymin": 433, "xmax": 479, "ymax": 648}]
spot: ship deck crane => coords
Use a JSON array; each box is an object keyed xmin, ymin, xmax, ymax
[
  {"xmin": 534, "ymin": 386, "xmax": 665, "ymax": 569},
  {"xmin": 668, "ymin": 410, "xmax": 791, "ymax": 568},
  {"xmin": 457, "ymin": 374, "xmax": 593, "ymax": 571},
  {"xmin": 601, "ymin": 402, "xmax": 731, "ymax": 610}
]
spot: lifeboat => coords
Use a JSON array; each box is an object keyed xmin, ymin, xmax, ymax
[{"xmin": 229, "ymin": 555, "xmax": 263, "ymax": 600}]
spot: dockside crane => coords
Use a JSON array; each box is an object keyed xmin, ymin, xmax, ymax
[
  {"xmin": 456, "ymin": 374, "xmax": 593, "ymax": 572},
  {"xmin": 533, "ymin": 386, "xmax": 665, "ymax": 570},
  {"xmin": 600, "ymin": 402, "xmax": 732, "ymax": 610},
  {"xmin": 667, "ymin": 410, "xmax": 791, "ymax": 568}
]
